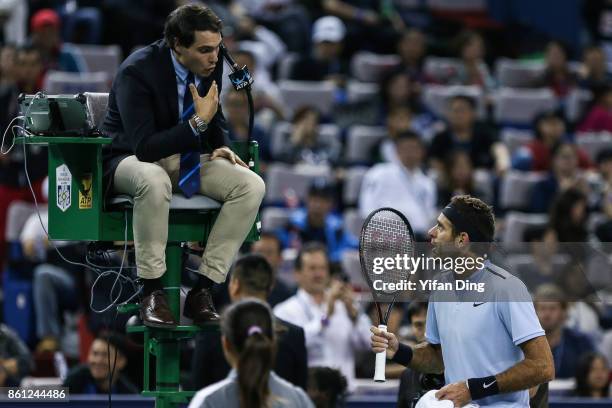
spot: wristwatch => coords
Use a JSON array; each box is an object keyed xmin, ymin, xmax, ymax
[{"xmin": 191, "ymin": 114, "xmax": 208, "ymax": 134}]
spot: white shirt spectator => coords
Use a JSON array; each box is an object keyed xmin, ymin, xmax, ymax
[
  {"xmin": 273, "ymin": 288, "xmax": 371, "ymax": 390},
  {"xmin": 359, "ymin": 162, "xmax": 437, "ymax": 235}
]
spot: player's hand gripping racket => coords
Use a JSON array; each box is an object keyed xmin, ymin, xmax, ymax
[{"xmin": 359, "ymin": 208, "xmax": 415, "ymax": 382}]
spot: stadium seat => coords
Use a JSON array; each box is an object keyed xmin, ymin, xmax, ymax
[
  {"xmin": 278, "ymin": 80, "xmax": 336, "ymax": 117},
  {"xmin": 502, "ymin": 211, "xmax": 549, "ymax": 243},
  {"xmin": 264, "ymin": 163, "xmax": 333, "ymax": 205},
  {"xmin": 350, "ymin": 51, "xmax": 401, "ymax": 83},
  {"xmin": 343, "ymin": 166, "xmax": 369, "ymax": 207},
  {"xmin": 565, "ymin": 88, "xmax": 592, "ymax": 123},
  {"xmin": 473, "ymin": 169, "xmax": 494, "ymax": 204},
  {"xmin": 344, "ymin": 209, "xmax": 366, "ymax": 239},
  {"xmin": 341, "ymin": 249, "xmax": 368, "ymax": 290},
  {"xmin": 576, "ymin": 132, "xmax": 612, "ymax": 161},
  {"xmin": 499, "ymin": 170, "xmax": 547, "ymax": 210},
  {"xmin": 83, "ymin": 92, "xmax": 109, "ymax": 130},
  {"xmin": 422, "ymin": 84, "xmax": 486, "ymax": 119},
  {"xmin": 344, "ymin": 125, "xmax": 388, "ymax": 165},
  {"xmin": 261, "ymin": 207, "xmax": 291, "ymax": 231},
  {"xmin": 494, "ymin": 58, "xmax": 545, "ymax": 88},
  {"xmin": 500, "ymin": 128, "xmax": 534, "ymax": 155},
  {"xmin": 493, "ymin": 88, "xmax": 557, "ymax": 126},
  {"xmin": 69, "ymin": 44, "xmax": 122, "ymax": 79},
  {"xmin": 423, "ymin": 57, "xmax": 463, "ymax": 83},
  {"xmin": 43, "ymin": 70, "xmax": 111, "ymax": 94},
  {"xmin": 270, "ymin": 121, "xmax": 341, "ymax": 160},
  {"xmin": 276, "ymin": 52, "xmax": 300, "ymax": 80},
  {"xmin": 346, "ymin": 80, "xmax": 380, "ymax": 103}
]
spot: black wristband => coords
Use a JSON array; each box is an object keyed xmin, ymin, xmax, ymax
[
  {"xmin": 391, "ymin": 343, "xmax": 413, "ymax": 366},
  {"xmin": 467, "ymin": 375, "xmax": 499, "ymax": 400}
]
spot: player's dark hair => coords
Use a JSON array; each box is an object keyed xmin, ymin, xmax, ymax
[
  {"xmin": 232, "ymin": 253, "xmax": 275, "ymax": 296},
  {"xmin": 164, "ymin": 4, "xmax": 222, "ymax": 50},
  {"xmin": 407, "ymin": 302, "xmax": 428, "ymax": 323},
  {"xmin": 222, "ymin": 299, "xmax": 276, "ymax": 408},
  {"xmin": 574, "ymin": 352, "xmax": 611, "ymax": 397},
  {"xmin": 308, "ymin": 366, "xmax": 348, "ymax": 408},
  {"xmin": 295, "ymin": 242, "xmax": 328, "ymax": 271},
  {"xmin": 448, "ymin": 195, "xmax": 495, "ymax": 242}
]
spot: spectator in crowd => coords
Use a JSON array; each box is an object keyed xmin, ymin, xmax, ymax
[
  {"xmin": 307, "ymin": 366, "xmax": 348, "ymax": 408},
  {"xmin": 513, "ymin": 110, "xmax": 591, "ymax": 172},
  {"xmin": 558, "ymin": 261, "xmax": 602, "ymax": 341},
  {"xmin": 0, "ymin": 324, "xmax": 32, "ymax": 386},
  {"xmin": 534, "ymin": 284, "xmax": 594, "ymax": 378},
  {"xmin": 436, "ymin": 150, "xmax": 488, "ymax": 207},
  {"xmin": 224, "ymin": 88, "xmax": 272, "ymax": 162},
  {"xmin": 279, "ymin": 106, "xmax": 341, "ymax": 165},
  {"xmin": 230, "ymin": 49, "xmax": 285, "ymax": 122},
  {"xmin": 529, "ymin": 144, "xmax": 589, "ymax": 213},
  {"xmin": 189, "ymin": 298, "xmax": 314, "ymax": 408},
  {"xmin": 233, "ymin": 0, "xmax": 310, "ymax": 53},
  {"xmin": 63, "ymin": 332, "xmax": 138, "ymax": 394},
  {"xmin": 0, "ymin": 44, "xmax": 18, "ymax": 131},
  {"xmin": 377, "ymin": 104, "xmax": 436, "ymax": 163},
  {"xmin": 251, "ymin": 232, "xmax": 296, "ymax": 307},
  {"xmin": 356, "ymin": 302, "xmax": 404, "ymax": 379},
  {"xmin": 578, "ymin": 84, "xmax": 612, "ymax": 133},
  {"xmin": 548, "ymin": 188, "xmax": 589, "ymax": 243},
  {"xmin": 449, "ymin": 30, "xmax": 495, "ymax": 92},
  {"xmin": 19, "ymin": 199, "xmax": 87, "ymax": 354},
  {"xmin": 573, "ymin": 352, "xmax": 611, "ymax": 398},
  {"xmin": 28, "ymin": 9, "xmax": 85, "ymax": 75},
  {"xmin": 273, "ymin": 243, "xmax": 371, "ymax": 390},
  {"xmin": 0, "ymin": 46, "xmax": 47, "ymax": 269},
  {"xmin": 360, "ymin": 131, "xmax": 436, "ymax": 240},
  {"xmin": 395, "ymin": 28, "xmax": 430, "ymax": 85},
  {"xmin": 533, "ymin": 41, "xmax": 577, "ymax": 98},
  {"xmin": 279, "ymin": 180, "xmax": 357, "ymax": 263},
  {"xmin": 378, "ymin": 69, "xmax": 425, "ymax": 124},
  {"xmin": 595, "ymin": 148, "xmax": 612, "ymax": 242},
  {"xmin": 15, "ymin": 45, "xmax": 44, "ymax": 94},
  {"xmin": 578, "ymin": 46, "xmax": 612, "ymax": 90},
  {"xmin": 320, "ymin": 0, "xmax": 400, "ymax": 56},
  {"xmin": 396, "ymin": 302, "xmax": 445, "ymax": 408},
  {"xmin": 191, "ymin": 254, "xmax": 307, "ymax": 390},
  {"xmin": 516, "ymin": 227, "xmax": 559, "ymax": 291},
  {"xmin": 428, "ymin": 95, "xmax": 508, "ymax": 173},
  {"xmin": 290, "ymin": 16, "xmax": 349, "ymax": 85}
]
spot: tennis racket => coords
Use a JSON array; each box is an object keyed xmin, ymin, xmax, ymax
[{"xmin": 359, "ymin": 208, "xmax": 415, "ymax": 382}]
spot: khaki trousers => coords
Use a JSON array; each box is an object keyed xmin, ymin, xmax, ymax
[{"xmin": 113, "ymin": 153, "xmax": 265, "ymax": 283}]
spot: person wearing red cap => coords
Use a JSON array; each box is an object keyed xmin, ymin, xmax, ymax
[{"xmin": 28, "ymin": 8, "xmax": 85, "ymax": 75}]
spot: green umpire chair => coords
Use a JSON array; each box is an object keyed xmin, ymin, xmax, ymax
[{"xmin": 17, "ymin": 92, "xmax": 260, "ymax": 408}]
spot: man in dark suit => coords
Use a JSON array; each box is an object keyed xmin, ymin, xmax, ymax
[
  {"xmin": 101, "ymin": 4, "xmax": 265, "ymax": 328},
  {"xmin": 191, "ymin": 254, "xmax": 308, "ymax": 390}
]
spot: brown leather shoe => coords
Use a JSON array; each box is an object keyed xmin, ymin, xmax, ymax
[
  {"xmin": 140, "ymin": 290, "xmax": 178, "ymax": 328},
  {"xmin": 183, "ymin": 287, "xmax": 220, "ymax": 325}
]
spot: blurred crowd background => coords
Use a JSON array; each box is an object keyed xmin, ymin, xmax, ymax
[{"xmin": 1, "ymin": 0, "xmax": 612, "ymax": 406}]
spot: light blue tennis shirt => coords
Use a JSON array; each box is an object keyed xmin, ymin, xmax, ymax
[{"xmin": 425, "ymin": 261, "xmax": 545, "ymax": 407}]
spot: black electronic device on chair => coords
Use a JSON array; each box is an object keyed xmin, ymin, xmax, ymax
[{"xmin": 18, "ymin": 93, "xmax": 94, "ymax": 137}]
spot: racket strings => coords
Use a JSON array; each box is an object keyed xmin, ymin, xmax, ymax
[{"xmin": 361, "ymin": 210, "xmax": 415, "ymax": 297}]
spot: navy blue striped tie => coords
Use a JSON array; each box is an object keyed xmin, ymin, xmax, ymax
[{"xmin": 178, "ymin": 72, "xmax": 201, "ymax": 198}]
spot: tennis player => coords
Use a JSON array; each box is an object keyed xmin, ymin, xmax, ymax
[{"xmin": 371, "ymin": 195, "xmax": 554, "ymax": 407}]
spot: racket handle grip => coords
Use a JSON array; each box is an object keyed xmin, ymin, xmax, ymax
[{"xmin": 374, "ymin": 324, "xmax": 387, "ymax": 383}]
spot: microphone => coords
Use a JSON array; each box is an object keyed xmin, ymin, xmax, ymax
[{"xmin": 220, "ymin": 43, "xmax": 254, "ymax": 91}]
